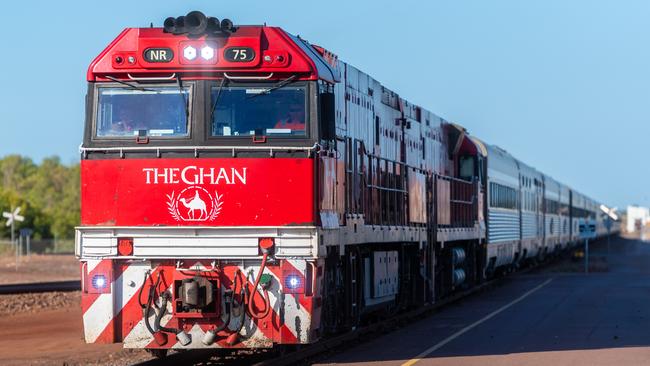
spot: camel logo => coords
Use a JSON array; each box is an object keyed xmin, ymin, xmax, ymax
[{"xmin": 166, "ymin": 186, "xmax": 223, "ymax": 222}]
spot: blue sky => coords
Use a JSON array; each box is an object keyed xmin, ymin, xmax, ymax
[{"xmin": 0, "ymin": 0, "xmax": 647, "ymax": 209}]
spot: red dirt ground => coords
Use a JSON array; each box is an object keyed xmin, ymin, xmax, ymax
[{"xmin": 0, "ymin": 306, "xmax": 153, "ymax": 366}]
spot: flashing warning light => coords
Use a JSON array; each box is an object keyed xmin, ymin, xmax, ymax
[
  {"xmin": 183, "ymin": 46, "xmax": 197, "ymax": 60},
  {"xmin": 283, "ymin": 272, "xmax": 304, "ymax": 294},
  {"xmin": 84, "ymin": 267, "xmax": 111, "ymax": 294},
  {"xmin": 200, "ymin": 46, "xmax": 215, "ymax": 60},
  {"xmin": 92, "ymin": 274, "xmax": 107, "ymax": 290},
  {"xmin": 117, "ymin": 237, "xmax": 134, "ymax": 256},
  {"xmin": 285, "ymin": 275, "xmax": 301, "ymax": 289}
]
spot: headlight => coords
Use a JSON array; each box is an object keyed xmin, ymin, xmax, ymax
[{"xmin": 183, "ymin": 46, "xmax": 197, "ymax": 60}]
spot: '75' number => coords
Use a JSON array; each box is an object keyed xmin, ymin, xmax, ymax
[{"xmin": 226, "ymin": 47, "xmax": 254, "ymax": 62}]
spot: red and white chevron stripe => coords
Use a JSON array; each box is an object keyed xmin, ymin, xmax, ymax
[{"xmin": 80, "ymin": 258, "xmax": 322, "ymax": 349}]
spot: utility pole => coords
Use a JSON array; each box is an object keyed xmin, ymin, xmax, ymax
[
  {"xmin": 584, "ymin": 237, "xmax": 589, "ymax": 274},
  {"xmin": 578, "ymin": 218, "xmax": 596, "ymax": 275}
]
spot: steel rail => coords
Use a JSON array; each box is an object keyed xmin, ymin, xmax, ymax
[{"xmin": 0, "ymin": 280, "xmax": 80, "ymax": 295}]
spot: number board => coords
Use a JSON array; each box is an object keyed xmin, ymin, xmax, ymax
[
  {"xmin": 143, "ymin": 48, "xmax": 174, "ymax": 63},
  {"xmin": 224, "ymin": 47, "xmax": 255, "ymax": 62}
]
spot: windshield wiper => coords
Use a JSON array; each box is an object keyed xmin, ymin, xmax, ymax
[
  {"xmin": 247, "ymin": 75, "xmax": 298, "ymax": 99},
  {"xmin": 176, "ymin": 74, "xmax": 189, "ymax": 122},
  {"xmin": 209, "ymin": 77, "xmax": 228, "ymax": 123},
  {"xmin": 104, "ymin": 76, "xmax": 158, "ymax": 92}
]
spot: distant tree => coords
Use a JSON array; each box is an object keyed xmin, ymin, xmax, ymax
[
  {"xmin": 0, "ymin": 155, "xmax": 37, "ymax": 193},
  {"xmin": 0, "ymin": 155, "xmax": 79, "ymax": 239}
]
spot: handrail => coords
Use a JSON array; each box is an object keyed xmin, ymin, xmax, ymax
[
  {"xmin": 224, "ymin": 72, "xmax": 274, "ymax": 80},
  {"xmin": 79, "ymin": 143, "xmax": 320, "ymax": 155},
  {"xmin": 127, "ymin": 73, "xmax": 177, "ymax": 81},
  {"xmin": 450, "ymin": 199, "xmax": 474, "ymax": 205},
  {"xmin": 366, "ymin": 184, "xmax": 408, "ymax": 194},
  {"xmin": 436, "ymin": 174, "xmax": 475, "ymax": 184}
]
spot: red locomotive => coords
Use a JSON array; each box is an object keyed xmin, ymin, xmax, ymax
[{"xmin": 76, "ymin": 11, "xmax": 617, "ymax": 356}]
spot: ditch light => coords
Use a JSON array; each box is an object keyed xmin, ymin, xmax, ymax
[
  {"xmin": 92, "ymin": 274, "xmax": 107, "ymax": 290},
  {"xmin": 282, "ymin": 272, "xmax": 305, "ymax": 294},
  {"xmin": 85, "ymin": 268, "xmax": 112, "ymax": 294}
]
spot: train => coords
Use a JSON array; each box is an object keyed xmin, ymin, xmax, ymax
[{"xmin": 75, "ymin": 11, "xmax": 619, "ymax": 357}]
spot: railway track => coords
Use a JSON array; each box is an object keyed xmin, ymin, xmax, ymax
[
  {"xmin": 132, "ymin": 270, "xmax": 521, "ymax": 366},
  {"xmin": 132, "ymin": 249, "xmax": 581, "ymax": 366},
  {"xmin": 132, "ymin": 256, "xmax": 561, "ymax": 366},
  {"xmin": 0, "ymin": 280, "xmax": 80, "ymax": 295}
]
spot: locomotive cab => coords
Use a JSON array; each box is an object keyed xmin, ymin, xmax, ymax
[{"xmin": 84, "ymin": 79, "xmax": 334, "ymax": 150}]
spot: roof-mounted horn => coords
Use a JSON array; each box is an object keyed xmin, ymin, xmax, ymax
[{"xmin": 163, "ymin": 11, "xmax": 236, "ymax": 36}]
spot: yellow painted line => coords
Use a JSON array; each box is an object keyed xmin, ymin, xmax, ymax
[{"xmin": 401, "ymin": 277, "xmax": 554, "ymax": 366}]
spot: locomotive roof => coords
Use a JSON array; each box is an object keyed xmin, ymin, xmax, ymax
[{"xmin": 87, "ymin": 26, "xmax": 340, "ymax": 83}]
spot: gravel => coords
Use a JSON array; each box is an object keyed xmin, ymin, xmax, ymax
[
  {"xmin": 0, "ymin": 291, "xmax": 81, "ymax": 316},
  {"xmin": 70, "ymin": 349, "xmax": 155, "ymax": 366}
]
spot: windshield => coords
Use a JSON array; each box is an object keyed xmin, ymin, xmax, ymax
[
  {"xmin": 211, "ymin": 85, "xmax": 307, "ymax": 137},
  {"xmin": 95, "ymin": 86, "xmax": 190, "ymax": 137}
]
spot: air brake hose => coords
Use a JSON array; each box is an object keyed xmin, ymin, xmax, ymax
[
  {"xmin": 138, "ymin": 272, "xmax": 149, "ymax": 308},
  {"xmin": 142, "ymin": 272, "xmax": 161, "ymax": 337},
  {"xmin": 213, "ymin": 290, "xmax": 232, "ymax": 333},
  {"xmin": 247, "ymin": 253, "xmax": 272, "ymax": 319},
  {"xmin": 202, "ymin": 289, "xmax": 234, "ymax": 346},
  {"xmin": 224, "ymin": 269, "xmax": 248, "ymax": 345},
  {"xmin": 154, "ymin": 291, "xmax": 192, "ymax": 347},
  {"xmin": 155, "ymin": 292, "xmax": 182, "ymax": 334},
  {"xmin": 234, "ymin": 286, "xmax": 247, "ymax": 333},
  {"xmin": 140, "ymin": 272, "xmax": 181, "ymax": 336},
  {"xmin": 233, "ymin": 269, "xmax": 247, "ymax": 332}
]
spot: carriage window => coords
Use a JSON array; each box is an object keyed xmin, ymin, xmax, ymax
[
  {"xmin": 489, "ymin": 182, "xmax": 517, "ymax": 210},
  {"xmin": 459, "ymin": 156, "xmax": 474, "ymax": 181},
  {"xmin": 96, "ymin": 87, "xmax": 190, "ymax": 137},
  {"xmin": 211, "ymin": 85, "xmax": 307, "ymax": 136}
]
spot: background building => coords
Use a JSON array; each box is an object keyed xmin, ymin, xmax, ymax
[{"xmin": 626, "ymin": 205, "xmax": 650, "ymax": 233}]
